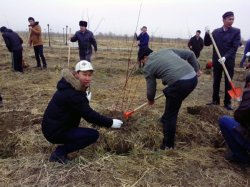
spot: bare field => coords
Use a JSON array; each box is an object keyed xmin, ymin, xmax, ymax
[{"xmin": 0, "ymin": 35, "xmax": 249, "ymax": 186}]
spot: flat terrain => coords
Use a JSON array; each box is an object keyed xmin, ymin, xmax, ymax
[{"xmin": 0, "ymin": 35, "xmax": 249, "ymax": 186}]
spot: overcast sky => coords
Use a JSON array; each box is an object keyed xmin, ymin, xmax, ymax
[{"xmin": 0, "ymin": 0, "xmax": 249, "ymax": 39}]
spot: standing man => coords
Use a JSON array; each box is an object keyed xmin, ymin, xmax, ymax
[
  {"xmin": 240, "ymin": 39, "xmax": 250, "ymax": 68},
  {"xmin": 42, "ymin": 60, "xmax": 123, "ymax": 164},
  {"xmin": 204, "ymin": 11, "xmax": 241, "ymax": 110},
  {"xmin": 138, "ymin": 47, "xmax": 201, "ymax": 149},
  {"xmin": 188, "ymin": 30, "xmax": 204, "ymax": 58},
  {"xmin": 28, "ymin": 17, "xmax": 47, "ymax": 69},
  {"xmin": 70, "ymin": 21, "xmax": 97, "ymax": 62},
  {"xmin": 0, "ymin": 26, "xmax": 23, "ymax": 72},
  {"xmin": 135, "ymin": 26, "xmax": 150, "ymax": 68}
]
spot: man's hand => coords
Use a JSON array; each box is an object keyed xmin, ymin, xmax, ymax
[
  {"xmin": 197, "ymin": 70, "xmax": 202, "ymax": 77},
  {"xmin": 148, "ymin": 100, "xmax": 154, "ymax": 105},
  {"xmin": 218, "ymin": 57, "xmax": 226, "ymax": 64},
  {"xmin": 111, "ymin": 119, "xmax": 123, "ymax": 128},
  {"xmin": 246, "ymin": 52, "xmax": 250, "ymax": 57},
  {"xmin": 205, "ymin": 26, "xmax": 210, "ymax": 33}
]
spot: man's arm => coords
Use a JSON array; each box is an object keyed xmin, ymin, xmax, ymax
[
  {"xmin": 90, "ymin": 34, "xmax": 97, "ymax": 52},
  {"xmin": 70, "ymin": 32, "xmax": 78, "ymax": 42},
  {"xmin": 30, "ymin": 25, "xmax": 41, "ymax": 35},
  {"xmin": 224, "ymin": 29, "xmax": 241, "ymax": 59},
  {"xmin": 2, "ymin": 34, "xmax": 12, "ymax": 51}
]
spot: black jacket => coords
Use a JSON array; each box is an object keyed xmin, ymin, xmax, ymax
[
  {"xmin": 71, "ymin": 30, "xmax": 97, "ymax": 52},
  {"xmin": 233, "ymin": 90, "xmax": 250, "ymax": 142},
  {"xmin": 42, "ymin": 69, "xmax": 112, "ymax": 141},
  {"xmin": 204, "ymin": 27, "xmax": 241, "ymax": 67},
  {"xmin": 188, "ymin": 36, "xmax": 204, "ymax": 58},
  {"xmin": 2, "ymin": 29, "xmax": 23, "ymax": 52},
  {"xmin": 234, "ymin": 90, "xmax": 250, "ymax": 130}
]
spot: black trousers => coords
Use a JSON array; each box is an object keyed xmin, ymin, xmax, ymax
[
  {"xmin": 34, "ymin": 45, "xmax": 47, "ymax": 67},
  {"xmin": 212, "ymin": 62, "xmax": 234, "ymax": 105},
  {"xmin": 161, "ymin": 76, "xmax": 198, "ymax": 148},
  {"xmin": 46, "ymin": 127, "xmax": 99, "ymax": 156},
  {"xmin": 12, "ymin": 50, "xmax": 23, "ymax": 72}
]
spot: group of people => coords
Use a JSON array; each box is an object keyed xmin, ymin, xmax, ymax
[{"xmin": 0, "ymin": 11, "xmax": 249, "ymax": 165}]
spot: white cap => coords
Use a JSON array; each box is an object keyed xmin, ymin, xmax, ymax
[{"xmin": 75, "ymin": 60, "xmax": 94, "ymax": 72}]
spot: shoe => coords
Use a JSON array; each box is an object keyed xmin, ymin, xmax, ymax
[
  {"xmin": 49, "ymin": 151, "xmax": 69, "ymax": 164},
  {"xmin": 206, "ymin": 101, "xmax": 220, "ymax": 105},
  {"xmin": 43, "ymin": 66, "xmax": 47, "ymax": 69},
  {"xmin": 224, "ymin": 104, "xmax": 234, "ymax": 111},
  {"xmin": 160, "ymin": 144, "xmax": 174, "ymax": 150}
]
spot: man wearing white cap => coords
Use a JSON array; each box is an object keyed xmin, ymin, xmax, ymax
[{"xmin": 42, "ymin": 60, "xmax": 123, "ymax": 164}]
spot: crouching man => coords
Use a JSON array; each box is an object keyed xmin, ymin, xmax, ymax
[
  {"xmin": 219, "ymin": 73, "xmax": 250, "ymax": 165},
  {"xmin": 42, "ymin": 60, "xmax": 123, "ymax": 164},
  {"xmin": 139, "ymin": 48, "xmax": 201, "ymax": 150}
]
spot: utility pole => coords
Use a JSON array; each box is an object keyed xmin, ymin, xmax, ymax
[
  {"xmin": 66, "ymin": 25, "xmax": 68, "ymax": 45},
  {"xmin": 44, "ymin": 29, "xmax": 46, "ymax": 40},
  {"xmin": 47, "ymin": 24, "xmax": 51, "ymax": 47},
  {"xmin": 63, "ymin": 27, "xmax": 65, "ymax": 44}
]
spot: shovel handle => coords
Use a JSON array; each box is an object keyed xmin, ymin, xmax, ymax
[
  {"xmin": 207, "ymin": 30, "xmax": 232, "ymax": 83},
  {"xmin": 133, "ymin": 93, "xmax": 164, "ymax": 112}
]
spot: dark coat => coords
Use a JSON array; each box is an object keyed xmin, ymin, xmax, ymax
[
  {"xmin": 42, "ymin": 69, "xmax": 112, "ymax": 141},
  {"xmin": 204, "ymin": 27, "xmax": 241, "ymax": 68},
  {"xmin": 71, "ymin": 30, "xmax": 97, "ymax": 53},
  {"xmin": 234, "ymin": 90, "xmax": 250, "ymax": 142},
  {"xmin": 2, "ymin": 29, "xmax": 23, "ymax": 52},
  {"xmin": 188, "ymin": 36, "xmax": 204, "ymax": 58},
  {"xmin": 137, "ymin": 32, "xmax": 149, "ymax": 48}
]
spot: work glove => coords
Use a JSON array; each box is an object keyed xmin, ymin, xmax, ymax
[
  {"xmin": 246, "ymin": 52, "xmax": 250, "ymax": 57},
  {"xmin": 218, "ymin": 57, "xmax": 226, "ymax": 64},
  {"xmin": 111, "ymin": 119, "xmax": 123, "ymax": 128},
  {"xmin": 86, "ymin": 91, "xmax": 91, "ymax": 101},
  {"xmin": 205, "ymin": 26, "xmax": 210, "ymax": 33}
]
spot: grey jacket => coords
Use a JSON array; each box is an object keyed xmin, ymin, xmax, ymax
[{"xmin": 143, "ymin": 48, "xmax": 199, "ymax": 100}]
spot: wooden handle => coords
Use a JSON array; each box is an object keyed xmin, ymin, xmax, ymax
[
  {"xmin": 133, "ymin": 93, "xmax": 164, "ymax": 112},
  {"xmin": 207, "ymin": 30, "xmax": 232, "ymax": 82}
]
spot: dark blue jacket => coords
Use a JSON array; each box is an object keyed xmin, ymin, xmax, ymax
[
  {"xmin": 204, "ymin": 27, "xmax": 241, "ymax": 67},
  {"xmin": 2, "ymin": 29, "xmax": 23, "ymax": 52},
  {"xmin": 137, "ymin": 32, "xmax": 149, "ymax": 48},
  {"xmin": 71, "ymin": 30, "xmax": 97, "ymax": 53},
  {"xmin": 42, "ymin": 69, "xmax": 112, "ymax": 141}
]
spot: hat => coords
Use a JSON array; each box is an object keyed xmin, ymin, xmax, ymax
[
  {"xmin": 138, "ymin": 47, "xmax": 153, "ymax": 61},
  {"xmin": 245, "ymin": 73, "xmax": 250, "ymax": 88},
  {"xmin": 79, "ymin": 21, "xmax": 87, "ymax": 27},
  {"xmin": 222, "ymin": 11, "xmax": 234, "ymax": 19},
  {"xmin": 75, "ymin": 60, "xmax": 94, "ymax": 72},
  {"xmin": 0, "ymin": 26, "xmax": 7, "ymax": 33},
  {"xmin": 28, "ymin": 17, "xmax": 35, "ymax": 21}
]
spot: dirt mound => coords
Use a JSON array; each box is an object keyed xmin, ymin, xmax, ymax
[{"xmin": 187, "ymin": 105, "xmax": 232, "ymax": 125}]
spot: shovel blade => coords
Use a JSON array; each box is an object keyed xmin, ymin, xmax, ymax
[
  {"xmin": 228, "ymin": 87, "xmax": 242, "ymax": 101},
  {"xmin": 124, "ymin": 111, "xmax": 134, "ymax": 120}
]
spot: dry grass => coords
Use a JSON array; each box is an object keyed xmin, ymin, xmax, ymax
[{"xmin": 0, "ymin": 35, "xmax": 249, "ymax": 186}]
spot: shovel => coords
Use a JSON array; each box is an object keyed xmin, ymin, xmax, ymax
[
  {"xmin": 124, "ymin": 93, "xmax": 164, "ymax": 119},
  {"xmin": 207, "ymin": 30, "xmax": 242, "ymax": 101}
]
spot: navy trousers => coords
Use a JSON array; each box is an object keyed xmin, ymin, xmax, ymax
[
  {"xmin": 12, "ymin": 50, "xmax": 23, "ymax": 72},
  {"xmin": 161, "ymin": 76, "xmax": 198, "ymax": 148},
  {"xmin": 48, "ymin": 127, "xmax": 99, "ymax": 156}
]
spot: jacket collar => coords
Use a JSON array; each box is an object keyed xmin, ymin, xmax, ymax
[{"xmin": 61, "ymin": 69, "xmax": 85, "ymax": 92}]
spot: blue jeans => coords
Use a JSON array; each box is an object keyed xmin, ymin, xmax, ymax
[
  {"xmin": 79, "ymin": 50, "xmax": 92, "ymax": 62},
  {"xmin": 161, "ymin": 76, "xmax": 198, "ymax": 148},
  {"xmin": 48, "ymin": 127, "xmax": 99, "ymax": 156},
  {"xmin": 219, "ymin": 115, "xmax": 250, "ymax": 163}
]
